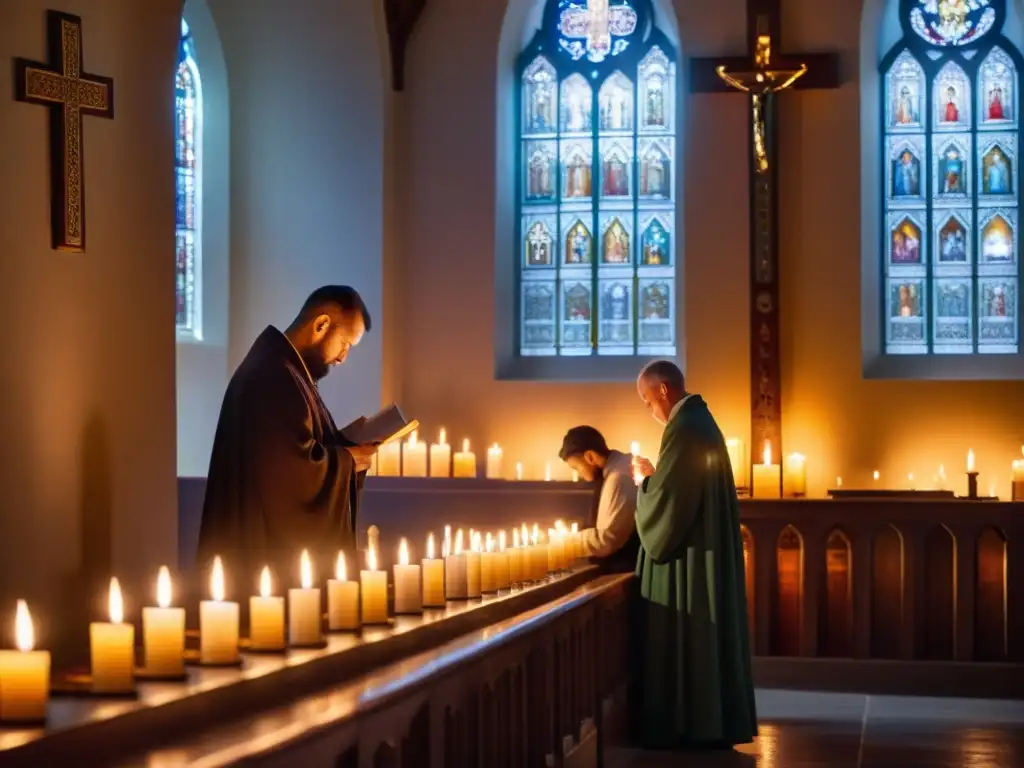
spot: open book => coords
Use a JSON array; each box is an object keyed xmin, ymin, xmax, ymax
[{"xmin": 341, "ymin": 403, "xmax": 418, "ymax": 446}]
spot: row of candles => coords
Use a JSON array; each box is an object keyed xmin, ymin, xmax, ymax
[{"xmin": 0, "ymin": 523, "xmax": 582, "ymax": 724}]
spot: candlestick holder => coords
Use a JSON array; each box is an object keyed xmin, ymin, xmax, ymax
[
  {"xmin": 1013, "ymin": 481, "xmax": 1024, "ymax": 501},
  {"xmin": 966, "ymin": 471, "xmax": 979, "ymax": 500}
]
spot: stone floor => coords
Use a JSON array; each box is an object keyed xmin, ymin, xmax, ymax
[{"xmin": 608, "ymin": 688, "xmax": 1024, "ymax": 767}]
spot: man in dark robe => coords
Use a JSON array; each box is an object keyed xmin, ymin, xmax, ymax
[
  {"xmin": 197, "ymin": 286, "xmax": 377, "ymax": 598},
  {"xmin": 631, "ymin": 359, "xmax": 757, "ymax": 750}
]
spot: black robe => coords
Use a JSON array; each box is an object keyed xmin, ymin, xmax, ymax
[{"xmin": 196, "ymin": 326, "xmax": 363, "ymax": 594}]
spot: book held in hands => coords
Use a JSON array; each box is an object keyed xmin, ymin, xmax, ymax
[{"xmin": 341, "ymin": 404, "xmax": 418, "ymax": 446}]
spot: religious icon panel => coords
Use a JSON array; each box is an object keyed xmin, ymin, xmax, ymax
[
  {"xmin": 978, "ymin": 46, "xmax": 1017, "ymax": 129},
  {"xmin": 521, "ymin": 280, "xmax": 557, "ymax": 354},
  {"xmin": 888, "ymin": 211, "xmax": 926, "ymax": 270},
  {"xmin": 933, "ymin": 60, "xmax": 971, "ymax": 131},
  {"xmin": 978, "ymin": 209, "xmax": 1016, "ymax": 265},
  {"xmin": 888, "ymin": 136, "xmax": 926, "ymax": 205},
  {"xmin": 560, "ymin": 73, "xmax": 593, "ymax": 134},
  {"xmin": 977, "ymin": 133, "xmax": 1016, "ymax": 199},
  {"xmin": 599, "ymin": 139, "xmax": 632, "ymax": 198},
  {"xmin": 561, "ymin": 142, "xmax": 593, "ymax": 200},
  {"xmin": 599, "ymin": 71, "xmax": 634, "ymax": 133},
  {"xmin": 639, "ymin": 214, "xmax": 671, "ymax": 266},
  {"xmin": 638, "ymin": 280, "xmax": 673, "ymax": 349},
  {"xmin": 560, "ymin": 280, "xmax": 594, "ymax": 351},
  {"xmin": 557, "ymin": 0, "xmax": 640, "ymax": 63},
  {"xmin": 176, "ymin": 18, "xmax": 201, "ymax": 337},
  {"xmin": 933, "ymin": 135, "xmax": 970, "ymax": 202},
  {"xmin": 638, "ymin": 46, "xmax": 672, "ymax": 132},
  {"xmin": 933, "ymin": 278, "xmax": 973, "ymax": 351},
  {"xmin": 562, "ymin": 216, "xmax": 595, "ymax": 265},
  {"xmin": 598, "ymin": 280, "xmax": 633, "ymax": 350},
  {"xmin": 522, "ymin": 56, "xmax": 558, "ymax": 135},
  {"xmin": 933, "ymin": 210, "xmax": 972, "ymax": 268},
  {"xmin": 886, "ymin": 50, "xmax": 925, "ymax": 132},
  {"xmin": 978, "ymin": 278, "xmax": 1018, "ymax": 349},
  {"xmin": 638, "ymin": 138, "xmax": 672, "ymax": 200},
  {"xmin": 887, "ymin": 278, "xmax": 927, "ymax": 350},
  {"xmin": 600, "ymin": 215, "xmax": 632, "ymax": 264},
  {"xmin": 524, "ymin": 141, "xmax": 557, "ymax": 202},
  {"xmin": 522, "ymin": 215, "xmax": 556, "ymax": 268},
  {"xmin": 907, "ymin": 0, "xmax": 997, "ymax": 47}
]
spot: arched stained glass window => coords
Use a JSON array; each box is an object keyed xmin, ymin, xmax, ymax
[
  {"xmin": 882, "ymin": 0, "xmax": 1020, "ymax": 354},
  {"xmin": 517, "ymin": 0, "xmax": 677, "ymax": 357},
  {"xmin": 176, "ymin": 18, "xmax": 203, "ymax": 339}
]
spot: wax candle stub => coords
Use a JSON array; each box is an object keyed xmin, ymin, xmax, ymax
[
  {"xmin": 0, "ymin": 600, "xmax": 50, "ymax": 723},
  {"xmin": 429, "ymin": 429, "xmax": 452, "ymax": 477},
  {"xmin": 486, "ymin": 443, "xmax": 504, "ymax": 479},
  {"xmin": 361, "ymin": 547, "xmax": 389, "ymax": 624},
  {"xmin": 250, "ymin": 566, "xmax": 285, "ymax": 651},
  {"xmin": 403, "ymin": 430, "xmax": 428, "ymax": 477},
  {"xmin": 394, "ymin": 538, "xmax": 423, "ymax": 614},
  {"xmin": 751, "ymin": 441, "xmax": 781, "ymax": 499},
  {"xmin": 327, "ymin": 552, "xmax": 360, "ymax": 631},
  {"xmin": 91, "ymin": 577, "xmax": 135, "ymax": 693},
  {"xmin": 200, "ymin": 556, "xmax": 240, "ymax": 665},
  {"xmin": 453, "ymin": 439, "xmax": 477, "ymax": 478},
  {"xmin": 143, "ymin": 566, "xmax": 186, "ymax": 675}
]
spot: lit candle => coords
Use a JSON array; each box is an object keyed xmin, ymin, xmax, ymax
[
  {"xmin": 377, "ymin": 440, "xmax": 401, "ymax": 476},
  {"xmin": 544, "ymin": 462, "xmax": 552, "ymax": 482},
  {"xmin": 429, "ymin": 429, "xmax": 452, "ymax": 477},
  {"xmin": 287, "ymin": 550, "xmax": 322, "ymax": 646},
  {"xmin": 531, "ymin": 525, "xmax": 547, "ymax": 581},
  {"xmin": 784, "ymin": 453, "xmax": 807, "ymax": 497},
  {"xmin": 485, "ymin": 443, "xmax": 503, "ymax": 480},
  {"xmin": 360, "ymin": 546, "xmax": 388, "ymax": 625},
  {"xmin": 630, "ymin": 441, "xmax": 641, "ymax": 457},
  {"xmin": 508, "ymin": 528, "xmax": 524, "ymax": 584},
  {"xmin": 548, "ymin": 528, "xmax": 567, "ymax": 572},
  {"xmin": 0, "ymin": 601, "xmax": 50, "ymax": 723},
  {"xmin": 453, "ymin": 439, "xmax": 477, "ymax": 478},
  {"xmin": 402, "ymin": 430, "xmax": 428, "ymax": 477},
  {"xmin": 967, "ymin": 449, "xmax": 977, "ymax": 473},
  {"xmin": 496, "ymin": 531, "xmax": 510, "ymax": 590},
  {"xmin": 569, "ymin": 522, "xmax": 582, "ymax": 563},
  {"xmin": 200, "ymin": 556, "xmax": 240, "ymax": 665},
  {"xmin": 515, "ymin": 462, "xmax": 524, "ymax": 481},
  {"xmin": 937, "ymin": 464, "xmax": 948, "ymax": 491},
  {"xmin": 445, "ymin": 529, "xmax": 468, "ymax": 599},
  {"xmin": 142, "ymin": 566, "xmax": 185, "ymax": 675},
  {"xmin": 751, "ymin": 441, "xmax": 781, "ymax": 499},
  {"xmin": 422, "ymin": 534, "xmax": 445, "ymax": 607},
  {"xmin": 467, "ymin": 532, "xmax": 482, "ymax": 598},
  {"xmin": 480, "ymin": 533, "xmax": 498, "ymax": 593},
  {"xmin": 836, "ymin": 476, "xmax": 843, "ymax": 488},
  {"xmin": 90, "ymin": 577, "xmax": 135, "ymax": 693},
  {"xmin": 907, "ymin": 473, "xmax": 915, "ymax": 489},
  {"xmin": 394, "ymin": 538, "xmax": 423, "ymax": 614},
  {"xmin": 966, "ymin": 448, "xmax": 980, "ymax": 498},
  {"xmin": 327, "ymin": 552, "xmax": 360, "ymax": 631},
  {"xmin": 1012, "ymin": 448, "xmax": 1024, "ymax": 501},
  {"xmin": 572, "ymin": 470, "xmax": 579, "ymax": 482},
  {"xmin": 250, "ymin": 566, "xmax": 285, "ymax": 651},
  {"xmin": 873, "ymin": 470, "xmax": 880, "ymax": 483},
  {"xmin": 725, "ymin": 437, "xmax": 748, "ymax": 489},
  {"xmin": 630, "ymin": 442, "xmax": 644, "ymax": 485}
]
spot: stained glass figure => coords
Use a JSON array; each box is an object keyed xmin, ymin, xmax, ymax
[
  {"xmin": 518, "ymin": 0, "xmax": 676, "ymax": 356},
  {"xmin": 882, "ymin": 0, "xmax": 1019, "ymax": 355},
  {"xmin": 175, "ymin": 18, "xmax": 202, "ymax": 338}
]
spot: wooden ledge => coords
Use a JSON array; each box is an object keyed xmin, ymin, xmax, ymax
[
  {"xmin": 0, "ymin": 567, "xmax": 602, "ymax": 767},
  {"xmin": 364, "ymin": 477, "xmax": 592, "ymax": 494}
]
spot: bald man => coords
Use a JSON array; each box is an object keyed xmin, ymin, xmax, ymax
[{"xmin": 631, "ymin": 360, "xmax": 757, "ymax": 750}]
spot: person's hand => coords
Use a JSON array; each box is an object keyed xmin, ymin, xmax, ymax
[
  {"xmin": 632, "ymin": 455, "xmax": 655, "ymax": 485},
  {"xmin": 346, "ymin": 443, "xmax": 377, "ymax": 473}
]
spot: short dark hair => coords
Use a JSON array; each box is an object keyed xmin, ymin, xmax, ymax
[
  {"xmin": 298, "ymin": 285, "xmax": 372, "ymax": 332},
  {"xmin": 559, "ymin": 426, "xmax": 610, "ymax": 461},
  {"xmin": 639, "ymin": 359, "xmax": 684, "ymax": 391}
]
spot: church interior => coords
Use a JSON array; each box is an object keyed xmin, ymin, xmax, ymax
[{"xmin": 1, "ymin": 0, "xmax": 1024, "ymax": 765}]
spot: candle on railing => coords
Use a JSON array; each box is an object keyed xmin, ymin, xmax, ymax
[
  {"xmin": 360, "ymin": 546, "xmax": 388, "ymax": 625},
  {"xmin": 0, "ymin": 601, "xmax": 50, "ymax": 723},
  {"xmin": 486, "ymin": 443, "xmax": 504, "ymax": 480},
  {"xmin": 402, "ymin": 430, "xmax": 428, "ymax": 477},
  {"xmin": 445, "ymin": 529, "xmax": 469, "ymax": 599},
  {"xmin": 288, "ymin": 550, "xmax": 322, "ymax": 646},
  {"xmin": 508, "ymin": 528, "xmax": 523, "ymax": 584},
  {"xmin": 725, "ymin": 438, "xmax": 748, "ymax": 490},
  {"xmin": 751, "ymin": 442, "xmax": 781, "ymax": 499},
  {"xmin": 394, "ymin": 538, "xmax": 422, "ymax": 614},
  {"xmin": 429, "ymin": 429, "xmax": 452, "ymax": 478},
  {"xmin": 142, "ymin": 566, "xmax": 185, "ymax": 675},
  {"xmin": 544, "ymin": 462, "xmax": 552, "ymax": 482},
  {"xmin": 480, "ymin": 533, "xmax": 498, "ymax": 593},
  {"xmin": 515, "ymin": 462, "xmax": 524, "ymax": 481},
  {"xmin": 327, "ymin": 552, "xmax": 360, "ymax": 631},
  {"xmin": 467, "ymin": 532, "xmax": 482, "ymax": 598},
  {"xmin": 966, "ymin": 449, "xmax": 979, "ymax": 498},
  {"xmin": 836, "ymin": 476, "xmax": 843, "ymax": 489},
  {"xmin": 422, "ymin": 533, "xmax": 445, "ymax": 607},
  {"xmin": 453, "ymin": 439, "xmax": 477, "ymax": 478},
  {"xmin": 532, "ymin": 525, "xmax": 547, "ymax": 581},
  {"xmin": 377, "ymin": 439, "xmax": 401, "ymax": 476},
  {"xmin": 547, "ymin": 529, "xmax": 560, "ymax": 572},
  {"xmin": 569, "ymin": 522, "xmax": 582, "ymax": 563},
  {"xmin": 250, "ymin": 566, "xmax": 285, "ymax": 651},
  {"xmin": 937, "ymin": 464, "xmax": 948, "ymax": 491},
  {"xmin": 200, "ymin": 556, "xmax": 239, "ymax": 665},
  {"xmin": 496, "ymin": 531, "xmax": 510, "ymax": 590},
  {"xmin": 873, "ymin": 470, "xmax": 880, "ymax": 484},
  {"xmin": 572, "ymin": 469, "xmax": 579, "ymax": 482},
  {"xmin": 907, "ymin": 473, "xmax": 915, "ymax": 490},
  {"xmin": 1012, "ymin": 448, "xmax": 1024, "ymax": 501},
  {"xmin": 91, "ymin": 577, "xmax": 135, "ymax": 693},
  {"xmin": 784, "ymin": 453, "xmax": 807, "ymax": 497}
]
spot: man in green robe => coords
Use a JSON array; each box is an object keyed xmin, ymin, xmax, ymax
[{"xmin": 631, "ymin": 359, "xmax": 757, "ymax": 749}]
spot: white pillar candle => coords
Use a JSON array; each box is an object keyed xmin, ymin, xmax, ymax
[
  {"xmin": 725, "ymin": 437, "xmax": 748, "ymax": 488},
  {"xmin": 0, "ymin": 601, "xmax": 50, "ymax": 723},
  {"xmin": 200, "ymin": 556, "xmax": 240, "ymax": 665},
  {"xmin": 288, "ymin": 550, "xmax": 322, "ymax": 646},
  {"xmin": 1012, "ymin": 452, "xmax": 1024, "ymax": 500},
  {"xmin": 360, "ymin": 547, "xmax": 389, "ymax": 625},
  {"xmin": 486, "ymin": 443, "xmax": 504, "ymax": 479},
  {"xmin": 466, "ymin": 533, "xmax": 482, "ymax": 597},
  {"xmin": 480, "ymin": 534, "xmax": 498, "ymax": 593},
  {"xmin": 569, "ymin": 522, "xmax": 582, "ymax": 563},
  {"xmin": 496, "ymin": 531, "xmax": 510, "ymax": 590},
  {"xmin": 515, "ymin": 462, "xmax": 524, "ymax": 481},
  {"xmin": 784, "ymin": 452, "xmax": 807, "ymax": 497},
  {"xmin": 547, "ymin": 529, "xmax": 564, "ymax": 572},
  {"xmin": 445, "ymin": 529, "xmax": 469, "ymax": 599},
  {"xmin": 394, "ymin": 538, "xmax": 423, "ymax": 614},
  {"xmin": 429, "ymin": 429, "xmax": 452, "ymax": 477},
  {"xmin": 544, "ymin": 462, "xmax": 552, "ymax": 481},
  {"xmin": 142, "ymin": 566, "xmax": 185, "ymax": 675},
  {"xmin": 250, "ymin": 566, "xmax": 285, "ymax": 651},
  {"xmin": 967, "ymin": 449, "xmax": 977, "ymax": 473},
  {"xmin": 327, "ymin": 552, "xmax": 360, "ymax": 631},
  {"xmin": 751, "ymin": 441, "xmax": 781, "ymax": 499},
  {"xmin": 402, "ymin": 430, "xmax": 428, "ymax": 477},
  {"xmin": 453, "ymin": 439, "xmax": 477, "ymax": 478},
  {"xmin": 422, "ymin": 533, "xmax": 445, "ymax": 607},
  {"xmin": 531, "ymin": 526, "xmax": 547, "ymax": 580},
  {"xmin": 91, "ymin": 578, "xmax": 135, "ymax": 693},
  {"xmin": 508, "ymin": 529, "xmax": 524, "ymax": 584},
  {"xmin": 377, "ymin": 440, "xmax": 401, "ymax": 476}
]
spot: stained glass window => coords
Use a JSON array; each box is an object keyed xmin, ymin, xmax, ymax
[
  {"xmin": 882, "ymin": 0, "xmax": 1020, "ymax": 354},
  {"xmin": 517, "ymin": 0, "xmax": 677, "ymax": 357},
  {"xmin": 176, "ymin": 18, "xmax": 203, "ymax": 339}
]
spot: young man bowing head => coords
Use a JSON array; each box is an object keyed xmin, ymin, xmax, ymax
[
  {"xmin": 558, "ymin": 426, "xmax": 640, "ymax": 572},
  {"xmin": 197, "ymin": 286, "xmax": 377, "ymax": 595},
  {"xmin": 631, "ymin": 360, "xmax": 757, "ymax": 750}
]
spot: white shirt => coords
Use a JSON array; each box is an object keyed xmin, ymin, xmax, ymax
[
  {"xmin": 668, "ymin": 393, "xmax": 694, "ymax": 423},
  {"xmin": 580, "ymin": 451, "xmax": 638, "ymax": 558}
]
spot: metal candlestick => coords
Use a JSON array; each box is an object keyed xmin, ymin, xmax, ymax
[{"xmin": 966, "ymin": 471, "xmax": 979, "ymax": 500}]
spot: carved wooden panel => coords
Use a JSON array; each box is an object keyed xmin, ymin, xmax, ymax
[
  {"xmin": 872, "ymin": 526, "xmax": 905, "ymax": 658},
  {"xmin": 822, "ymin": 529, "xmax": 852, "ymax": 657},
  {"xmin": 975, "ymin": 527, "xmax": 1009, "ymax": 661},
  {"xmin": 774, "ymin": 525, "xmax": 803, "ymax": 656},
  {"xmin": 922, "ymin": 525, "xmax": 956, "ymax": 660}
]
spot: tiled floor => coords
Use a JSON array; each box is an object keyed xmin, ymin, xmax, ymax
[{"xmin": 608, "ymin": 688, "xmax": 1024, "ymax": 767}]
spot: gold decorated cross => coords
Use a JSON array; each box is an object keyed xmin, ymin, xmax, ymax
[{"xmin": 14, "ymin": 11, "xmax": 115, "ymax": 252}]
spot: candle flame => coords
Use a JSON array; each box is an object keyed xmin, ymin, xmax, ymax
[
  {"xmin": 300, "ymin": 549, "xmax": 313, "ymax": 589},
  {"xmin": 486, "ymin": 532, "xmax": 494, "ymax": 553},
  {"xmin": 762, "ymin": 441, "xmax": 772, "ymax": 466},
  {"xmin": 516, "ymin": 462, "xmax": 523, "ymax": 480},
  {"xmin": 788, "ymin": 452, "xmax": 805, "ymax": 464},
  {"xmin": 462, "ymin": 438, "xmax": 469, "ymax": 452},
  {"xmin": 427, "ymin": 532, "xmax": 435, "ymax": 560},
  {"xmin": 939, "ymin": 464, "xmax": 947, "ymax": 478},
  {"xmin": 967, "ymin": 449, "xmax": 976, "ymax": 473},
  {"xmin": 836, "ymin": 476, "xmax": 843, "ymax": 488},
  {"xmin": 211, "ymin": 556, "xmax": 225, "ymax": 602},
  {"xmin": 157, "ymin": 565, "xmax": 172, "ymax": 608},
  {"xmin": 408, "ymin": 430, "xmax": 418, "ymax": 447},
  {"xmin": 455, "ymin": 529, "xmax": 464, "ymax": 555},
  {"xmin": 399, "ymin": 537, "xmax": 410, "ymax": 566},
  {"xmin": 531, "ymin": 524, "xmax": 540, "ymax": 545},
  {"xmin": 873, "ymin": 470, "xmax": 880, "ymax": 481},
  {"xmin": 109, "ymin": 577, "xmax": 124, "ymax": 624},
  {"xmin": 544, "ymin": 462, "xmax": 552, "ymax": 482},
  {"xmin": 490, "ymin": 442, "xmax": 501, "ymax": 453},
  {"xmin": 499, "ymin": 530, "xmax": 506, "ymax": 551},
  {"xmin": 513, "ymin": 528, "xmax": 520, "ymax": 547},
  {"xmin": 367, "ymin": 547, "xmax": 378, "ymax": 571},
  {"xmin": 631, "ymin": 441, "xmax": 640, "ymax": 456},
  {"xmin": 439, "ymin": 428, "xmax": 446, "ymax": 445},
  {"xmin": 555, "ymin": 519, "xmax": 566, "ymax": 533},
  {"xmin": 521, "ymin": 523, "xmax": 529, "ymax": 542},
  {"xmin": 260, "ymin": 566, "xmax": 272, "ymax": 598},
  {"xmin": 15, "ymin": 600, "xmax": 34, "ymax": 652},
  {"xmin": 571, "ymin": 522, "xmax": 578, "ymax": 534},
  {"xmin": 336, "ymin": 551, "xmax": 347, "ymax": 581},
  {"xmin": 472, "ymin": 532, "xmax": 482, "ymax": 553}
]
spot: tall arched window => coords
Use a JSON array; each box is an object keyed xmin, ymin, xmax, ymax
[
  {"xmin": 882, "ymin": 0, "xmax": 1020, "ymax": 355},
  {"xmin": 176, "ymin": 18, "xmax": 203, "ymax": 340},
  {"xmin": 517, "ymin": 0, "xmax": 676, "ymax": 357}
]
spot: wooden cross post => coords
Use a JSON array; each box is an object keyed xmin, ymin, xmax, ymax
[
  {"xmin": 690, "ymin": 0, "xmax": 841, "ymax": 489},
  {"xmin": 14, "ymin": 11, "xmax": 114, "ymax": 252}
]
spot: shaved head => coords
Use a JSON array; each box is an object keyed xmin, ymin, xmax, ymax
[
  {"xmin": 637, "ymin": 359, "xmax": 686, "ymax": 425},
  {"xmin": 639, "ymin": 359, "xmax": 685, "ymax": 392}
]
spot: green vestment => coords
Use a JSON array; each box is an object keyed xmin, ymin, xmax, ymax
[{"xmin": 634, "ymin": 395, "xmax": 757, "ymax": 748}]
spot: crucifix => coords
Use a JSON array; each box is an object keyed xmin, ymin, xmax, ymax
[
  {"xmin": 690, "ymin": 0, "xmax": 841, "ymax": 488},
  {"xmin": 14, "ymin": 11, "xmax": 115, "ymax": 252}
]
